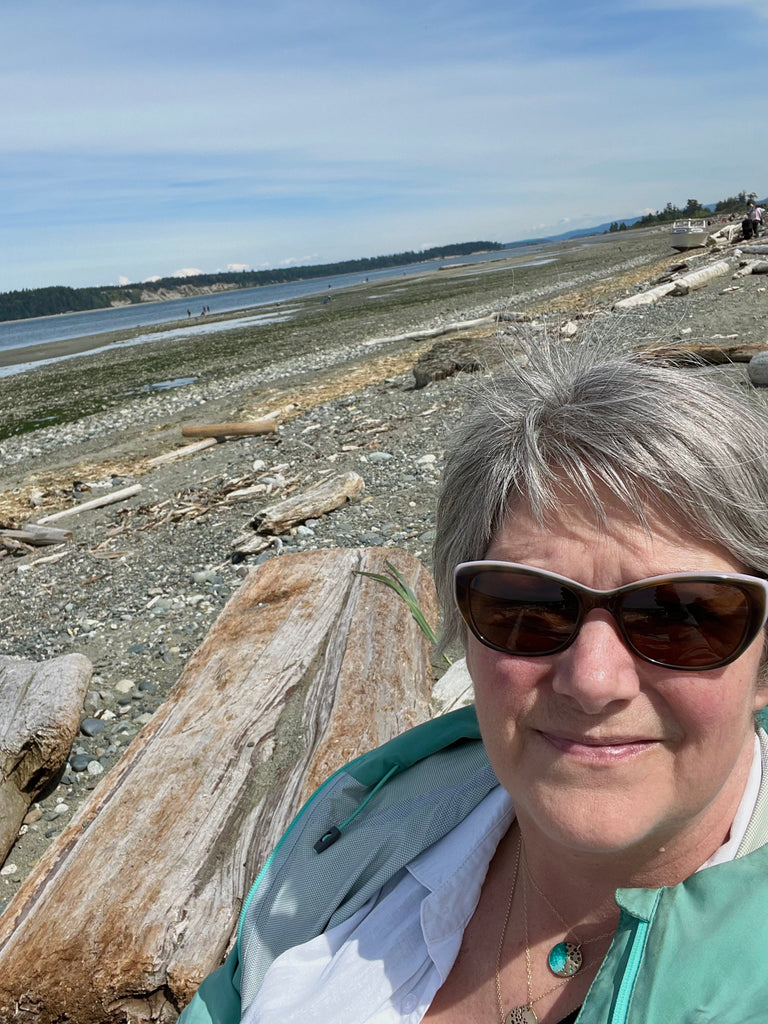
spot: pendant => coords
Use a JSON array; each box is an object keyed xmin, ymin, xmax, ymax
[
  {"xmin": 504, "ymin": 1006, "xmax": 538, "ymax": 1024},
  {"xmin": 548, "ymin": 940, "xmax": 583, "ymax": 977}
]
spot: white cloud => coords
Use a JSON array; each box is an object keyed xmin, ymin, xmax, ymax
[
  {"xmin": 171, "ymin": 267, "xmax": 203, "ymax": 278},
  {"xmin": 117, "ymin": 275, "xmax": 131, "ymax": 285},
  {"xmin": 226, "ymin": 263, "xmax": 250, "ymax": 272},
  {"xmin": 143, "ymin": 275, "xmax": 161, "ymax": 282}
]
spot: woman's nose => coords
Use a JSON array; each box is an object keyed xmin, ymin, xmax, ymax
[{"xmin": 549, "ymin": 611, "xmax": 642, "ymax": 713}]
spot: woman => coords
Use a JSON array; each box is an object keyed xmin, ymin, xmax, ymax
[{"xmin": 181, "ymin": 339, "xmax": 768, "ymax": 1024}]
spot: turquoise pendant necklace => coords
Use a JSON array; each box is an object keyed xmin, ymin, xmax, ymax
[{"xmin": 521, "ymin": 848, "xmax": 616, "ymax": 979}]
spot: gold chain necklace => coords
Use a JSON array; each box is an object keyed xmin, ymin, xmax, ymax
[
  {"xmin": 495, "ymin": 836, "xmax": 571, "ymax": 1024},
  {"xmin": 521, "ymin": 847, "xmax": 617, "ymax": 979}
]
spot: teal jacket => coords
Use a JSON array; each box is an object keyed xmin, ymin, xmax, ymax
[{"xmin": 179, "ymin": 705, "xmax": 768, "ymax": 1024}]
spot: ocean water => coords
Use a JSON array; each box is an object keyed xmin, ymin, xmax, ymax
[{"xmin": 0, "ymin": 244, "xmax": 552, "ymax": 367}]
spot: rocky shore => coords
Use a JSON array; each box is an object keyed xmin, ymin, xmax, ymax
[{"xmin": 1, "ymin": 225, "xmax": 767, "ymax": 909}]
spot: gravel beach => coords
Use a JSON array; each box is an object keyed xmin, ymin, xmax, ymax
[{"xmin": 1, "ymin": 225, "xmax": 767, "ymax": 909}]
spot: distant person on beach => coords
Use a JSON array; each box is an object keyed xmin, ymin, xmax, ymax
[
  {"xmin": 743, "ymin": 209, "xmax": 755, "ymax": 240},
  {"xmin": 180, "ymin": 336, "xmax": 768, "ymax": 1024}
]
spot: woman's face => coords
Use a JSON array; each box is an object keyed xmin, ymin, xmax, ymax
[{"xmin": 466, "ymin": 493, "xmax": 766, "ymax": 867}]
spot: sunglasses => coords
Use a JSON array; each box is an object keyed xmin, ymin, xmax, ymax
[{"xmin": 454, "ymin": 561, "xmax": 768, "ymax": 670}]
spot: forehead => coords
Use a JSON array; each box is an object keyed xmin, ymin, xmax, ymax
[{"xmin": 489, "ymin": 488, "xmax": 743, "ymax": 581}]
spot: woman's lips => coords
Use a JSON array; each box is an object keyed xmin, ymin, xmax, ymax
[{"xmin": 538, "ymin": 730, "xmax": 657, "ymax": 761}]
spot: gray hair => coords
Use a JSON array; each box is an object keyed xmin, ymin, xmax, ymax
[{"xmin": 434, "ymin": 334, "xmax": 768, "ymax": 650}]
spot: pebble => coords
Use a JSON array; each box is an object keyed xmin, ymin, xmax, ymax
[
  {"xmin": 80, "ymin": 717, "xmax": 108, "ymax": 737},
  {"xmin": 0, "ymin": 864, "xmax": 18, "ymax": 877}
]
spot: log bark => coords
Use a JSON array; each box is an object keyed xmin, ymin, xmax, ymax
[
  {"xmin": 254, "ymin": 471, "xmax": 365, "ymax": 533},
  {"xmin": 180, "ymin": 421, "xmax": 278, "ymax": 439},
  {"xmin": 0, "ymin": 654, "xmax": 92, "ymax": 865},
  {"xmin": 36, "ymin": 484, "xmax": 143, "ymax": 523},
  {"xmin": 0, "ymin": 547, "xmax": 436, "ymax": 1023}
]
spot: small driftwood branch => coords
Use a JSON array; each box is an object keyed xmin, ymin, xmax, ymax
[
  {"xmin": 35, "ymin": 485, "xmax": 143, "ymax": 524},
  {"xmin": 181, "ymin": 420, "xmax": 278, "ymax": 439},
  {"xmin": 147, "ymin": 438, "xmax": 221, "ymax": 467},
  {"xmin": 255, "ymin": 471, "xmax": 364, "ymax": 534}
]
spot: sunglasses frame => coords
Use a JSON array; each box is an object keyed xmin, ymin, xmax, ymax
[{"xmin": 454, "ymin": 560, "xmax": 768, "ymax": 671}]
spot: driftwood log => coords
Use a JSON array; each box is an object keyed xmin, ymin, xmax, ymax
[
  {"xmin": 0, "ymin": 547, "xmax": 436, "ymax": 1023},
  {"xmin": 36, "ymin": 484, "xmax": 143, "ymax": 524},
  {"xmin": 0, "ymin": 654, "xmax": 92, "ymax": 865},
  {"xmin": 147, "ymin": 438, "xmax": 222, "ymax": 467},
  {"xmin": 180, "ymin": 420, "xmax": 278, "ymax": 439},
  {"xmin": 253, "ymin": 470, "xmax": 365, "ymax": 534},
  {"xmin": 613, "ymin": 281, "xmax": 676, "ymax": 310},
  {"xmin": 641, "ymin": 343, "xmax": 768, "ymax": 366},
  {"xmin": 0, "ymin": 525, "xmax": 72, "ymax": 547},
  {"xmin": 669, "ymin": 259, "xmax": 731, "ymax": 295}
]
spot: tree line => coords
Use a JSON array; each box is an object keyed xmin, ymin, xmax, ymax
[{"xmin": 0, "ymin": 241, "xmax": 504, "ymax": 323}]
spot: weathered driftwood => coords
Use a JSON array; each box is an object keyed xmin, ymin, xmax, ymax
[
  {"xmin": 0, "ymin": 547, "xmax": 436, "ymax": 1023},
  {"xmin": 36, "ymin": 484, "xmax": 143, "ymax": 524},
  {"xmin": 231, "ymin": 531, "xmax": 275, "ymax": 556},
  {"xmin": 613, "ymin": 281, "xmax": 677, "ymax": 310},
  {"xmin": 0, "ymin": 525, "xmax": 72, "ymax": 547},
  {"xmin": 181, "ymin": 420, "xmax": 278, "ymax": 439},
  {"xmin": 254, "ymin": 471, "xmax": 365, "ymax": 534},
  {"xmin": 0, "ymin": 654, "xmax": 92, "ymax": 865},
  {"xmin": 412, "ymin": 337, "xmax": 486, "ymax": 388},
  {"xmin": 739, "ymin": 244, "xmax": 768, "ymax": 256},
  {"xmin": 147, "ymin": 437, "xmax": 221, "ymax": 466},
  {"xmin": 708, "ymin": 223, "xmax": 743, "ymax": 245},
  {"xmin": 669, "ymin": 259, "xmax": 731, "ymax": 295},
  {"xmin": 641, "ymin": 343, "xmax": 768, "ymax": 366},
  {"xmin": 734, "ymin": 260, "xmax": 768, "ymax": 277}
]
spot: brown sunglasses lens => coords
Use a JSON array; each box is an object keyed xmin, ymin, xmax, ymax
[
  {"xmin": 465, "ymin": 572, "xmax": 580, "ymax": 654},
  {"xmin": 617, "ymin": 581, "xmax": 754, "ymax": 668}
]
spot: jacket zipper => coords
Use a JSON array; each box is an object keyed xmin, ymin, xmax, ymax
[{"xmin": 607, "ymin": 891, "xmax": 660, "ymax": 1024}]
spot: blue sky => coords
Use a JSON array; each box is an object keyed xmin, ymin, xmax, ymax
[{"xmin": 3, "ymin": 0, "xmax": 766, "ymax": 291}]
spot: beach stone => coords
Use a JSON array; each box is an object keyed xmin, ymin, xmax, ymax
[
  {"xmin": 369, "ymin": 451, "xmax": 393, "ymax": 463},
  {"xmin": 748, "ymin": 352, "xmax": 768, "ymax": 386},
  {"xmin": 114, "ymin": 679, "xmax": 134, "ymax": 694},
  {"xmin": 86, "ymin": 762, "xmax": 104, "ymax": 777},
  {"xmin": 0, "ymin": 864, "xmax": 18, "ymax": 877},
  {"xmin": 69, "ymin": 754, "xmax": 91, "ymax": 772},
  {"xmin": 80, "ymin": 718, "xmax": 108, "ymax": 737}
]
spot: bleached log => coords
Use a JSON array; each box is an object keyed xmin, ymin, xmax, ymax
[
  {"xmin": 181, "ymin": 420, "xmax": 278, "ymax": 439},
  {"xmin": 613, "ymin": 282, "xmax": 677, "ymax": 309},
  {"xmin": 147, "ymin": 437, "xmax": 220, "ymax": 466},
  {"xmin": 363, "ymin": 313, "xmax": 509, "ymax": 348},
  {"xmin": 0, "ymin": 654, "xmax": 92, "ymax": 864},
  {"xmin": 739, "ymin": 245, "xmax": 768, "ymax": 256},
  {"xmin": 0, "ymin": 525, "xmax": 72, "ymax": 546},
  {"xmin": 0, "ymin": 547, "xmax": 436, "ymax": 1023},
  {"xmin": 255, "ymin": 471, "xmax": 365, "ymax": 534},
  {"xmin": 35, "ymin": 484, "xmax": 143, "ymax": 523},
  {"xmin": 669, "ymin": 260, "xmax": 732, "ymax": 295},
  {"xmin": 734, "ymin": 261, "xmax": 768, "ymax": 277},
  {"xmin": 708, "ymin": 224, "xmax": 742, "ymax": 245}
]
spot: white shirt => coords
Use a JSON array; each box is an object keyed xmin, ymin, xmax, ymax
[{"xmin": 242, "ymin": 737, "xmax": 762, "ymax": 1024}]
